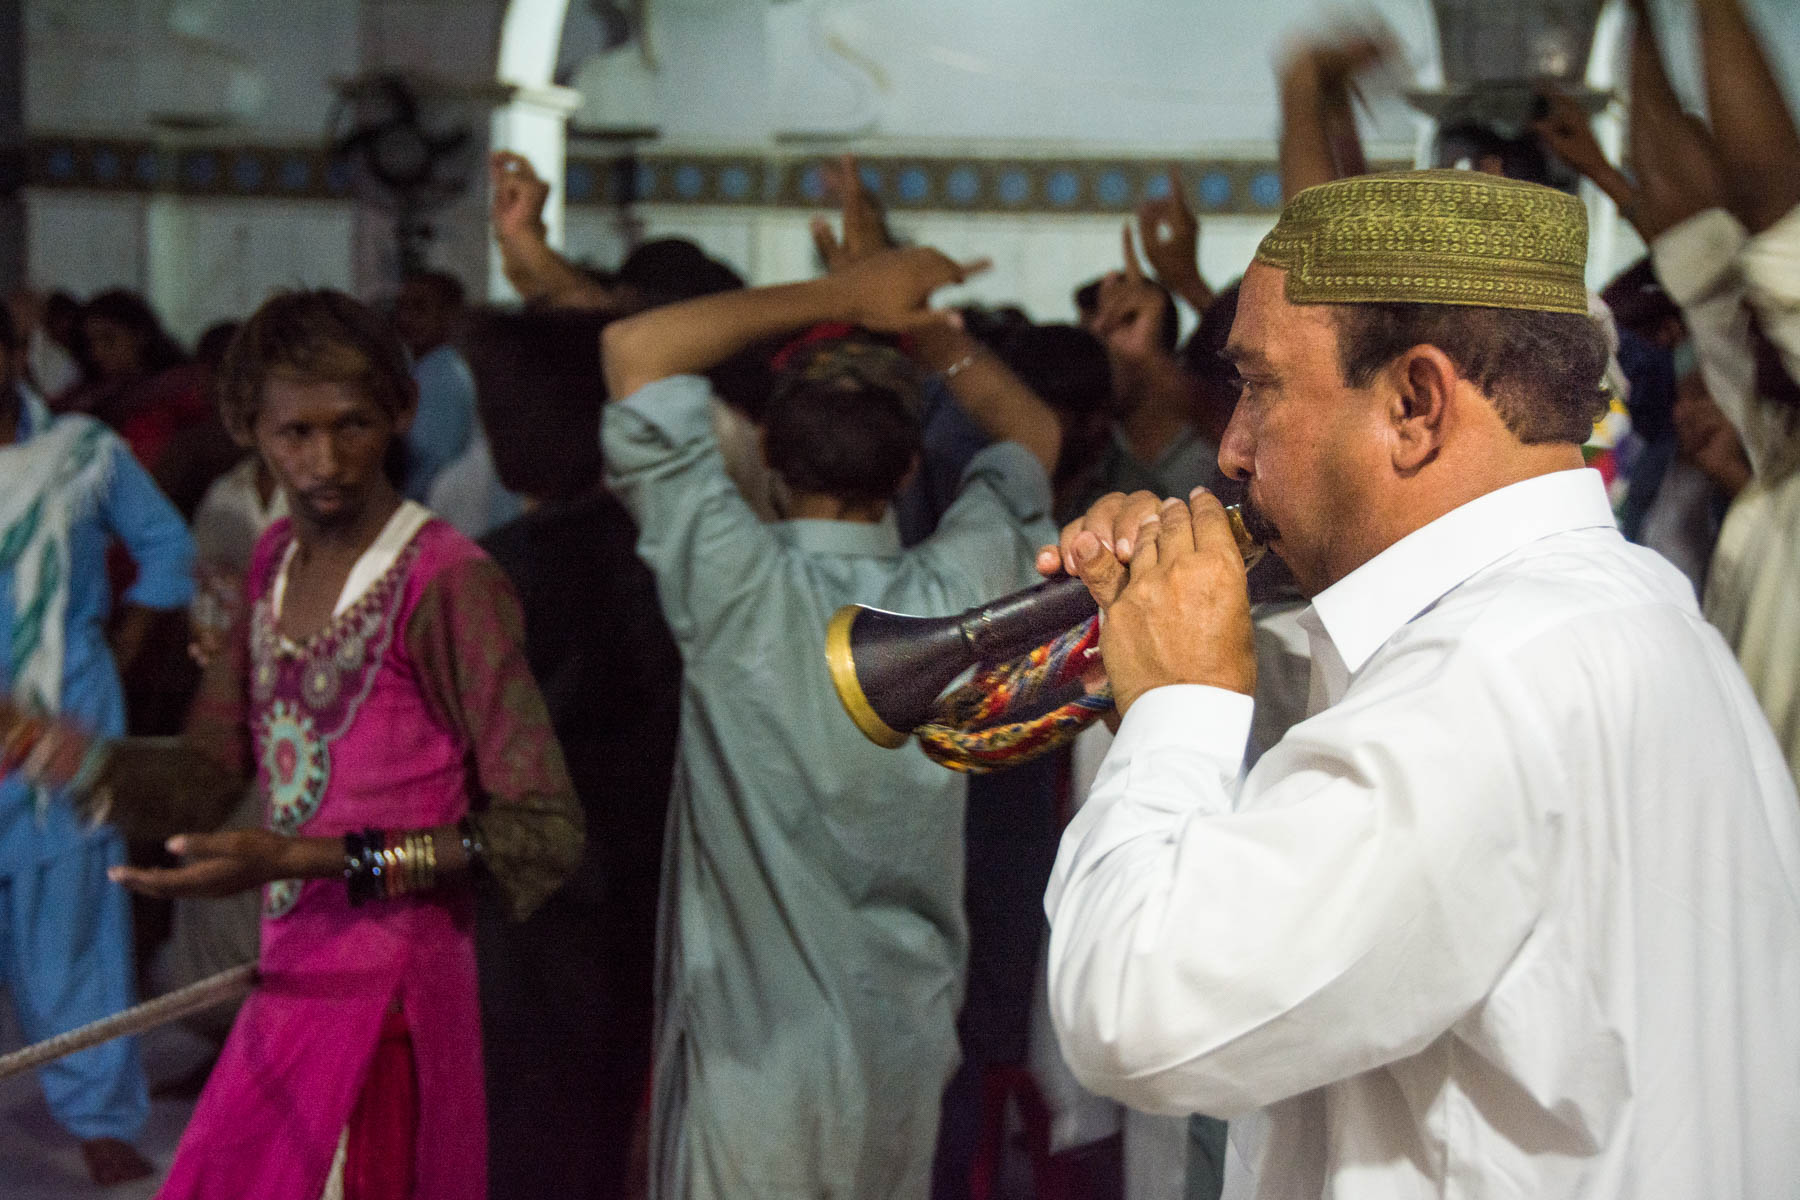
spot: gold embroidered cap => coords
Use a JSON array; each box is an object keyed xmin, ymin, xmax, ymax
[{"xmin": 1254, "ymin": 169, "xmax": 1589, "ymax": 315}]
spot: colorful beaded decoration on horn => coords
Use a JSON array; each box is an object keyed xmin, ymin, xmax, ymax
[{"xmin": 913, "ymin": 616, "xmax": 1112, "ymax": 773}]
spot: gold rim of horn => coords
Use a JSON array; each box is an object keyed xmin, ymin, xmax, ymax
[
  {"xmin": 826, "ymin": 605, "xmax": 909, "ymax": 748},
  {"xmin": 1225, "ymin": 504, "xmax": 1267, "ymax": 570}
]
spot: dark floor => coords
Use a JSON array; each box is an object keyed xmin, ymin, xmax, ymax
[{"xmin": 0, "ymin": 990, "xmax": 208, "ymax": 1198}]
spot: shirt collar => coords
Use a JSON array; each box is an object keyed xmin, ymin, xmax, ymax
[
  {"xmin": 1306, "ymin": 468, "xmax": 1616, "ymax": 675},
  {"xmin": 774, "ymin": 514, "xmax": 903, "ymax": 558}
]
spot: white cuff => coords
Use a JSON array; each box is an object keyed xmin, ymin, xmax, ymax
[
  {"xmin": 1113, "ymin": 684, "xmax": 1254, "ymax": 804},
  {"xmin": 1650, "ymin": 208, "xmax": 1749, "ymax": 309},
  {"xmin": 1742, "ymin": 201, "xmax": 1800, "ymax": 312}
]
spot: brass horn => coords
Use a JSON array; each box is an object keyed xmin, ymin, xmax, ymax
[{"xmin": 827, "ymin": 504, "xmax": 1266, "ymax": 750}]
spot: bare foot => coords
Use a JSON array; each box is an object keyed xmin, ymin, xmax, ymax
[{"xmin": 82, "ymin": 1138, "xmax": 154, "ymax": 1187}]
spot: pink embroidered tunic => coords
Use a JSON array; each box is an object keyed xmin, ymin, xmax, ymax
[{"xmin": 154, "ymin": 504, "xmax": 581, "ymax": 1200}]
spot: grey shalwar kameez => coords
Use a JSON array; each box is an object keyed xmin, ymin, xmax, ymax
[{"xmin": 603, "ymin": 375, "xmax": 1054, "ymax": 1200}]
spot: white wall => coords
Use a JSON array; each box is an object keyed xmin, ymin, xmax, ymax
[
  {"xmin": 20, "ymin": 0, "xmax": 1800, "ymax": 335},
  {"xmin": 21, "ymin": 0, "xmax": 503, "ymax": 334},
  {"xmin": 25, "ymin": 0, "xmax": 360, "ymax": 138},
  {"xmin": 145, "ymin": 199, "xmax": 358, "ymax": 341},
  {"xmin": 24, "ymin": 189, "xmax": 147, "ymax": 298}
]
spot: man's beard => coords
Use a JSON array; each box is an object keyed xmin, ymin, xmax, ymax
[
  {"xmin": 294, "ymin": 488, "xmax": 363, "ymax": 531},
  {"xmin": 1237, "ymin": 491, "xmax": 1282, "ymax": 546}
]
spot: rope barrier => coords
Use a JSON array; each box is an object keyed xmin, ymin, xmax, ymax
[{"xmin": 0, "ymin": 963, "xmax": 257, "ymax": 1082}]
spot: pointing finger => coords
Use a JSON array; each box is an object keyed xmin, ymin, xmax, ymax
[
  {"xmin": 1121, "ymin": 225, "xmax": 1145, "ymax": 280},
  {"xmin": 810, "ymin": 217, "xmax": 841, "ymax": 264},
  {"xmin": 953, "ymin": 257, "xmax": 993, "ymax": 283}
]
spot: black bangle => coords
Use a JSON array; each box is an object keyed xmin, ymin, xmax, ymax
[
  {"xmin": 457, "ymin": 816, "xmax": 486, "ymax": 875},
  {"xmin": 343, "ymin": 827, "xmax": 385, "ymax": 906}
]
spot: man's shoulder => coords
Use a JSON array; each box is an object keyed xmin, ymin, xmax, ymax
[
  {"xmin": 1389, "ymin": 528, "xmax": 1712, "ymax": 687},
  {"xmin": 410, "ymin": 514, "xmax": 499, "ymax": 585}
]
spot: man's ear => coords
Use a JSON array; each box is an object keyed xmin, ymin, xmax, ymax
[{"xmin": 1385, "ymin": 344, "xmax": 1455, "ymax": 474}]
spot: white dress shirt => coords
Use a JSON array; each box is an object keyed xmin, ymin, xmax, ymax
[
  {"xmin": 1045, "ymin": 468, "xmax": 1800, "ymax": 1199},
  {"xmin": 1654, "ymin": 208, "xmax": 1800, "ymax": 787}
]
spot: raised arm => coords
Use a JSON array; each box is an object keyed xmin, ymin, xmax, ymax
[
  {"xmin": 1277, "ymin": 32, "xmax": 1388, "ymax": 199},
  {"xmin": 601, "ymin": 246, "xmax": 989, "ymax": 401},
  {"xmin": 1533, "ymin": 89, "xmax": 1637, "ymax": 214},
  {"xmin": 489, "ymin": 152, "xmax": 616, "ymax": 310},
  {"xmin": 1694, "ymin": 0, "xmax": 1800, "ymax": 233},
  {"xmin": 907, "ymin": 322, "xmax": 1061, "ymax": 478},
  {"xmin": 1620, "ymin": 8, "xmax": 1731, "ymax": 242}
]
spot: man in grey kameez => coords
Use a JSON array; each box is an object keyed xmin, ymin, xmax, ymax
[{"xmin": 601, "ymin": 248, "xmax": 1060, "ymax": 1199}]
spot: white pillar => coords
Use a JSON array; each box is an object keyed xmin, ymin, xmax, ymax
[
  {"xmin": 489, "ymin": 0, "xmax": 581, "ymax": 300},
  {"xmin": 1584, "ymin": 0, "xmax": 1631, "ymax": 287}
]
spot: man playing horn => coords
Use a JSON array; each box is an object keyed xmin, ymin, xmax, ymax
[{"xmin": 1039, "ymin": 168, "xmax": 1800, "ymax": 1197}]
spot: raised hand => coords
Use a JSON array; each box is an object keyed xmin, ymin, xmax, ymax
[
  {"xmin": 810, "ymin": 154, "xmax": 895, "ymax": 273},
  {"xmin": 1533, "ymin": 91, "xmax": 1616, "ymax": 183},
  {"xmin": 1694, "ymin": 0, "xmax": 1800, "ymax": 231},
  {"xmin": 1281, "ymin": 29, "xmax": 1394, "ymax": 96},
  {"xmin": 1135, "ymin": 167, "xmax": 1211, "ymax": 311},
  {"xmin": 1093, "ymin": 227, "xmax": 1175, "ymax": 362},
  {"xmin": 835, "ymin": 246, "xmax": 990, "ymax": 334},
  {"xmin": 490, "ymin": 151, "xmax": 551, "ymax": 243}
]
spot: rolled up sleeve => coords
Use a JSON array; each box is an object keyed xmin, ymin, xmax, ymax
[
  {"xmin": 602, "ymin": 375, "xmax": 779, "ymax": 650},
  {"xmin": 104, "ymin": 439, "xmax": 196, "ymax": 610},
  {"xmin": 1739, "ymin": 202, "xmax": 1800, "ymax": 390}
]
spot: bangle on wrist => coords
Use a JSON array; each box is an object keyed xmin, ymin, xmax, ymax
[
  {"xmin": 941, "ymin": 351, "xmax": 980, "ymax": 380},
  {"xmin": 344, "ymin": 828, "xmax": 386, "ymax": 906},
  {"xmin": 458, "ymin": 817, "xmax": 487, "ymax": 876}
]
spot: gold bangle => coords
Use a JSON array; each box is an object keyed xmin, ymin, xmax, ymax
[
  {"xmin": 382, "ymin": 844, "xmax": 403, "ymax": 899},
  {"xmin": 420, "ymin": 832, "xmax": 437, "ymax": 892}
]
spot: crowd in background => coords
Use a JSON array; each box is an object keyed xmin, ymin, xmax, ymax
[{"xmin": 1, "ymin": 0, "xmax": 1797, "ymax": 1195}]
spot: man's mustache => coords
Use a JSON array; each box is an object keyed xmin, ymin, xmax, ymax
[{"xmin": 1237, "ymin": 493, "xmax": 1282, "ymax": 545}]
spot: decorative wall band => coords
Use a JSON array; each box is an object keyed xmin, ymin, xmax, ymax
[
  {"xmin": 26, "ymin": 138, "xmax": 1406, "ymax": 216},
  {"xmin": 565, "ymin": 154, "xmax": 1320, "ymax": 215},
  {"xmin": 28, "ymin": 139, "xmax": 353, "ymax": 200}
]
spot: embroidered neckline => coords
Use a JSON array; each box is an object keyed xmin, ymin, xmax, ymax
[{"xmin": 268, "ymin": 500, "xmax": 429, "ymax": 654}]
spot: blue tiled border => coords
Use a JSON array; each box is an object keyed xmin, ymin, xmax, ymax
[
  {"xmin": 28, "ymin": 138, "xmax": 353, "ymax": 199},
  {"xmin": 590, "ymin": 154, "xmax": 1312, "ymax": 215},
  {"xmin": 26, "ymin": 137, "xmax": 1404, "ymax": 215}
]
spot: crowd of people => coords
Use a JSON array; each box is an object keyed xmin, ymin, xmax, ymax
[{"xmin": 0, "ymin": 0, "xmax": 1798, "ymax": 1196}]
